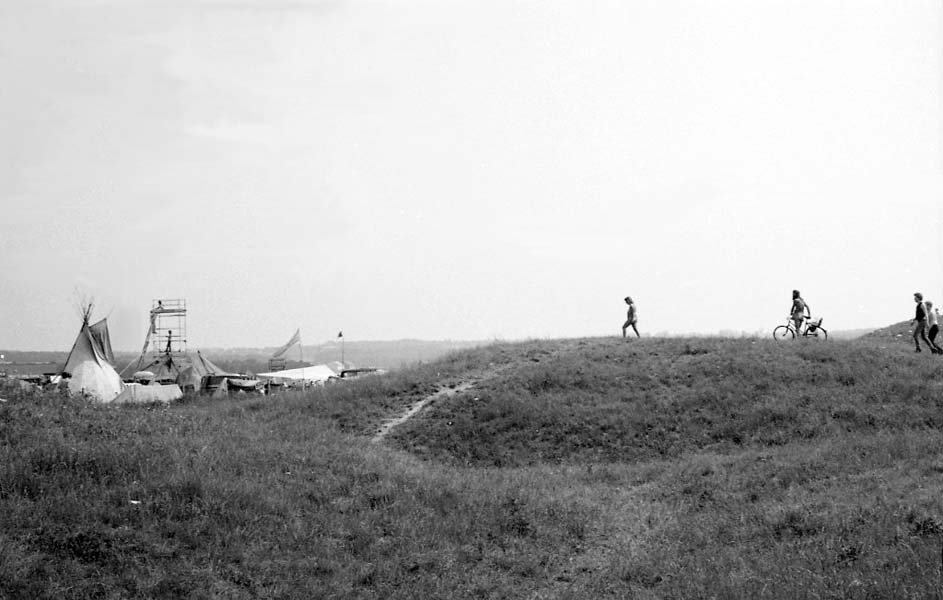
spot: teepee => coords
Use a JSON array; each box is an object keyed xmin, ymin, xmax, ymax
[{"xmin": 62, "ymin": 307, "xmax": 124, "ymax": 402}]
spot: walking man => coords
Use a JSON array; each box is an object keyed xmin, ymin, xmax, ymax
[
  {"xmin": 622, "ymin": 296, "xmax": 639, "ymax": 338},
  {"xmin": 928, "ymin": 301, "xmax": 942, "ymax": 353},
  {"xmin": 912, "ymin": 293, "xmax": 937, "ymax": 353}
]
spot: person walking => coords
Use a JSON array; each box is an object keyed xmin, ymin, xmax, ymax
[
  {"xmin": 790, "ymin": 290, "xmax": 810, "ymax": 336},
  {"xmin": 912, "ymin": 292, "xmax": 936, "ymax": 353},
  {"xmin": 622, "ymin": 296, "xmax": 639, "ymax": 338},
  {"xmin": 926, "ymin": 301, "xmax": 942, "ymax": 354}
]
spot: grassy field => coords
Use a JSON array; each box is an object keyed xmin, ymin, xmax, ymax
[{"xmin": 2, "ymin": 336, "xmax": 943, "ymax": 598}]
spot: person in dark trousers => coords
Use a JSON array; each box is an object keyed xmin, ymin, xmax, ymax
[
  {"xmin": 622, "ymin": 296, "xmax": 639, "ymax": 338},
  {"xmin": 925, "ymin": 300, "xmax": 942, "ymax": 354},
  {"xmin": 912, "ymin": 293, "xmax": 937, "ymax": 353}
]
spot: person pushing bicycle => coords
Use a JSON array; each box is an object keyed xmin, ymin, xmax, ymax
[{"xmin": 790, "ymin": 290, "xmax": 810, "ymax": 334}]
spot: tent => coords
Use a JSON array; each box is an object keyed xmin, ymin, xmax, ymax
[
  {"xmin": 114, "ymin": 383, "xmax": 183, "ymax": 404},
  {"xmin": 121, "ymin": 350, "xmax": 233, "ymax": 392},
  {"xmin": 256, "ymin": 363, "xmax": 340, "ymax": 385},
  {"xmin": 62, "ymin": 317, "xmax": 124, "ymax": 402}
]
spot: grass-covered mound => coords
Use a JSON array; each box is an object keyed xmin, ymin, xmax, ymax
[
  {"xmin": 2, "ymin": 337, "xmax": 942, "ymax": 598},
  {"xmin": 389, "ymin": 338, "xmax": 943, "ymax": 467},
  {"xmin": 860, "ymin": 320, "xmax": 918, "ymax": 342}
]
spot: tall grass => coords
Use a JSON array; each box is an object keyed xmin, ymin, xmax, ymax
[{"xmin": 1, "ymin": 337, "xmax": 942, "ymax": 598}]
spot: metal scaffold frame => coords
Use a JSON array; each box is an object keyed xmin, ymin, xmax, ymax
[{"xmin": 149, "ymin": 299, "xmax": 187, "ymax": 355}]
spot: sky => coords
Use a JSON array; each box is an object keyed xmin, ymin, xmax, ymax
[{"xmin": 1, "ymin": 0, "xmax": 941, "ymax": 351}]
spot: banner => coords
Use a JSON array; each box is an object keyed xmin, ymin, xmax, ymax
[{"xmin": 272, "ymin": 328, "xmax": 301, "ymax": 359}]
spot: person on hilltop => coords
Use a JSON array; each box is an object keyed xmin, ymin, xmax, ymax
[
  {"xmin": 911, "ymin": 292, "xmax": 938, "ymax": 353},
  {"xmin": 622, "ymin": 296, "xmax": 639, "ymax": 339},
  {"xmin": 928, "ymin": 302, "xmax": 943, "ymax": 353},
  {"xmin": 789, "ymin": 290, "xmax": 810, "ymax": 336}
]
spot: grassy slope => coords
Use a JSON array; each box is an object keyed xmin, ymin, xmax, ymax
[{"xmin": 2, "ymin": 337, "xmax": 943, "ymax": 598}]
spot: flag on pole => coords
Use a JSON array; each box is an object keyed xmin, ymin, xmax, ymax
[
  {"xmin": 272, "ymin": 328, "xmax": 301, "ymax": 358},
  {"xmin": 337, "ymin": 331, "xmax": 343, "ymax": 338}
]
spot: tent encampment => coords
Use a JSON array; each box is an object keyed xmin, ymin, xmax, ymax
[
  {"xmin": 62, "ymin": 317, "xmax": 124, "ymax": 402},
  {"xmin": 121, "ymin": 351, "xmax": 233, "ymax": 392},
  {"xmin": 122, "ymin": 299, "xmax": 234, "ymax": 393}
]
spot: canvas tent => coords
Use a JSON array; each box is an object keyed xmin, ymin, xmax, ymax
[
  {"xmin": 256, "ymin": 363, "xmax": 340, "ymax": 385},
  {"xmin": 121, "ymin": 351, "xmax": 233, "ymax": 392},
  {"xmin": 62, "ymin": 317, "xmax": 124, "ymax": 402}
]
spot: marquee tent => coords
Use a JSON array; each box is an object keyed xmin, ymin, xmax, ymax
[{"xmin": 255, "ymin": 363, "xmax": 340, "ymax": 385}]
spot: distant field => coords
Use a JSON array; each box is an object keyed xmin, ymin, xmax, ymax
[
  {"xmin": 2, "ymin": 335, "xmax": 942, "ymax": 598},
  {"xmin": 0, "ymin": 339, "xmax": 487, "ymax": 376}
]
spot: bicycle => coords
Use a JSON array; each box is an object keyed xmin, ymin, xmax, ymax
[{"xmin": 773, "ymin": 317, "xmax": 828, "ymax": 341}]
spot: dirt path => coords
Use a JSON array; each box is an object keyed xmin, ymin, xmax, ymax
[
  {"xmin": 371, "ymin": 381, "xmax": 476, "ymax": 443},
  {"xmin": 369, "ymin": 356, "xmax": 529, "ymax": 444}
]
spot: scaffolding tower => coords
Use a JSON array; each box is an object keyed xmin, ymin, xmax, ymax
[{"xmin": 149, "ymin": 299, "xmax": 187, "ymax": 355}]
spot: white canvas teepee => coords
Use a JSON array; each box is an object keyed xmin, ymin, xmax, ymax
[{"xmin": 62, "ymin": 316, "xmax": 124, "ymax": 402}]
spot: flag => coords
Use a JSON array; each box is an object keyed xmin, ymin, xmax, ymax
[
  {"xmin": 337, "ymin": 331, "xmax": 343, "ymax": 338},
  {"xmin": 272, "ymin": 328, "xmax": 301, "ymax": 359}
]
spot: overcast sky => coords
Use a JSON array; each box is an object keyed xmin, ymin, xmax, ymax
[{"xmin": 2, "ymin": 0, "xmax": 941, "ymax": 351}]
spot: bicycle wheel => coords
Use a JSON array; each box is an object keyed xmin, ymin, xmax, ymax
[
  {"xmin": 801, "ymin": 326, "xmax": 828, "ymax": 340},
  {"xmin": 773, "ymin": 325, "xmax": 794, "ymax": 340}
]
